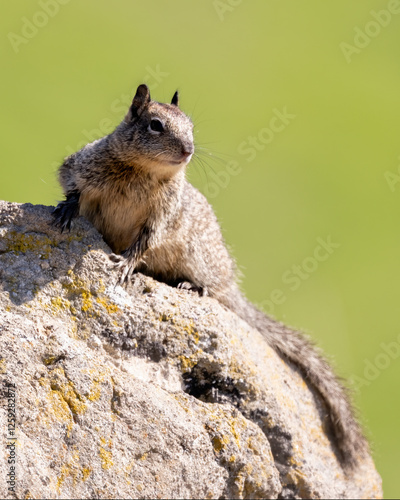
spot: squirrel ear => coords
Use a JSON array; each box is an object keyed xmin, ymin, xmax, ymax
[
  {"xmin": 125, "ymin": 84, "xmax": 151, "ymax": 122},
  {"xmin": 171, "ymin": 91, "xmax": 179, "ymax": 107}
]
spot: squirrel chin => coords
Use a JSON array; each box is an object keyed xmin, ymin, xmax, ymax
[{"xmin": 148, "ymin": 160, "xmax": 188, "ymax": 181}]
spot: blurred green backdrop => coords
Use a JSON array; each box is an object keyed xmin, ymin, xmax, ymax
[{"xmin": 1, "ymin": 1, "xmax": 399, "ymax": 496}]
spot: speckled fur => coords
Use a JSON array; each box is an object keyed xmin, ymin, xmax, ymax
[{"xmin": 55, "ymin": 84, "xmax": 369, "ymax": 469}]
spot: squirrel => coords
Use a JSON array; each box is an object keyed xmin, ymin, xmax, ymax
[{"xmin": 53, "ymin": 84, "xmax": 369, "ymax": 468}]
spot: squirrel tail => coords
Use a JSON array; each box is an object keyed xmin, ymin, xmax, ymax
[{"xmin": 221, "ymin": 286, "xmax": 369, "ymax": 468}]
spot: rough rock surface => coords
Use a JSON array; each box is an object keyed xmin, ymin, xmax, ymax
[{"xmin": 0, "ymin": 201, "xmax": 382, "ymax": 499}]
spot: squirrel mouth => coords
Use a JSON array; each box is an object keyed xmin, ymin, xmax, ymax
[{"xmin": 164, "ymin": 153, "xmax": 193, "ymax": 166}]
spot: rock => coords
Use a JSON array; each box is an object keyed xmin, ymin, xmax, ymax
[{"xmin": 0, "ymin": 201, "xmax": 382, "ymax": 499}]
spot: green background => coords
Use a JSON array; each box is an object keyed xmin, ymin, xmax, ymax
[{"xmin": 1, "ymin": 1, "xmax": 399, "ymax": 496}]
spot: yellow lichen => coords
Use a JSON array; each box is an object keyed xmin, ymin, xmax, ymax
[
  {"xmin": 179, "ymin": 354, "xmax": 200, "ymax": 371},
  {"xmin": 182, "ymin": 321, "xmax": 200, "ymax": 344},
  {"xmin": 63, "ymin": 271, "xmax": 93, "ymax": 314},
  {"xmin": 97, "ymin": 279, "xmax": 106, "ymax": 293},
  {"xmin": 285, "ymin": 467, "xmax": 311, "ymax": 499},
  {"xmin": 96, "ymin": 296, "xmax": 120, "ymax": 314},
  {"xmin": 56, "ymin": 465, "xmax": 68, "ymax": 491},
  {"xmin": 50, "ymin": 296, "xmax": 71, "ymax": 312},
  {"xmin": 59, "ymin": 382, "xmax": 86, "ymax": 415},
  {"xmin": 80, "ymin": 290, "xmax": 93, "ymax": 312},
  {"xmin": 84, "ymin": 367, "xmax": 110, "ymax": 402},
  {"xmin": 87, "ymin": 382, "xmax": 101, "ymax": 402},
  {"xmin": 82, "ymin": 467, "xmax": 91, "ymax": 481},
  {"xmin": 49, "ymin": 367, "xmax": 87, "ymax": 415},
  {"xmin": 247, "ymin": 436, "xmax": 261, "ymax": 455},
  {"xmin": 229, "ymin": 417, "xmax": 241, "ymax": 448},
  {"xmin": 43, "ymin": 355, "xmax": 60, "ymax": 366},
  {"xmin": 0, "ymin": 359, "xmax": 6, "ymax": 374},
  {"xmin": 212, "ymin": 434, "xmax": 230, "ymax": 453},
  {"xmin": 125, "ymin": 459, "xmax": 135, "ymax": 474},
  {"xmin": 56, "ymin": 450, "xmax": 80, "ymax": 491},
  {"xmin": 155, "ymin": 313, "xmax": 201, "ymax": 345},
  {"xmin": 40, "ymin": 379, "xmax": 74, "ymax": 436},
  {"xmin": 62, "ymin": 270, "xmax": 121, "ymax": 318},
  {"xmin": 99, "ymin": 445, "xmax": 113, "ymax": 469},
  {"xmin": 5, "ymin": 231, "xmax": 54, "ymax": 258}
]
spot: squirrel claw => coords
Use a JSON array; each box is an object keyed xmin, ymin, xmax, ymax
[
  {"xmin": 52, "ymin": 204, "xmax": 72, "ymax": 233},
  {"xmin": 177, "ymin": 281, "xmax": 207, "ymax": 296},
  {"xmin": 110, "ymin": 254, "xmax": 136, "ymax": 285},
  {"xmin": 109, "ymin": 253, "xmax": 123, "ymax": 263},
  {"xmin": 52, "ymin": 191, "xmax": 80, "ymax": 233}
]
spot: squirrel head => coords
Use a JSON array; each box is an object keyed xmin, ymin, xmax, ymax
[{"xmin": 113, "ymin": 84, "xmax": 194, "ymax": 179}]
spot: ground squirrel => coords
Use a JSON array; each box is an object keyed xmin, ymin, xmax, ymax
[{"xmin": 54, "ymin": 84, "xmax": 369, "ymax": 468}]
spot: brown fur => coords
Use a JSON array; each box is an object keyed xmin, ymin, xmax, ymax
[{"xmin": 55, "ymin": 84, "xmax": 369, "ymax": 468}]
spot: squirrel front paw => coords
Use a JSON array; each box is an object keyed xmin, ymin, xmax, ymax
[
  {"xmin": 52, "ymin": 191, "xmax": 80, "ymax": 232},
  {"xmin": 109, "ymin": 253, "xmax": 137, "ymax": 285},
  {"xmin": 52, "ymin": 202, "xmax": 75, "ymax": 232}
]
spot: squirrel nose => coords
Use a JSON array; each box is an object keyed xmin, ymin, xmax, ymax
[{"xmin": 182, "ymin": 144, "xmax": 194, "ymax": 157}]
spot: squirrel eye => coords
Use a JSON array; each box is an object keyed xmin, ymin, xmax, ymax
[{"xmin": 149, "ymin": 119, "xmax": 164, "ymax": 133}]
